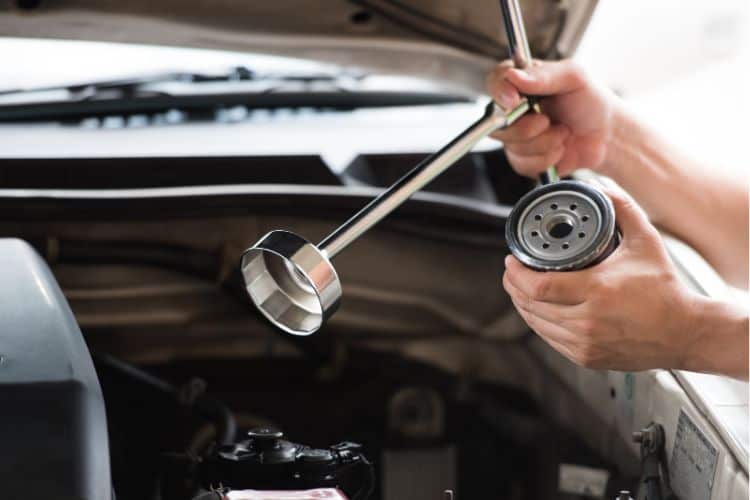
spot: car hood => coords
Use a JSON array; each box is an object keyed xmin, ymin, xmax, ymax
[{"xmin": 0, "ymin": 0, "xmax": 596, "ymax": 93}]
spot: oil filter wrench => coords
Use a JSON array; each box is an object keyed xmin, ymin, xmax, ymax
[{"xmin": 240, "ymin": 0, "xmax": 618, "ymax": 335}]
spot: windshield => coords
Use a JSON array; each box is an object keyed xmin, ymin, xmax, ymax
[
  {"xmin": 2, "ymin": 38, "xmax": 347, "ymax": 91},
  {"xmin": 0, "ymin": 38, "xmax": 495, "ymax": 168}
]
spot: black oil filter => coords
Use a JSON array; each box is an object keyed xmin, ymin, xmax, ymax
[{"xmin": 506, "ymin": 180, "xmax": 619, "ymax": 271}]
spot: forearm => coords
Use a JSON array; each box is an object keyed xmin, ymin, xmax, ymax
[
  {"xmin": 601, "ymin": 105, "xmax": 749, "ymax": 288},
  {"xmin": 680, "ymin": 294, "xmax": 749, "ymax": 379}
]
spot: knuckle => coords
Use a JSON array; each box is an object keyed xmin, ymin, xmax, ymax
[
  {"xmin": 544, "ymin": 147, "xmax": 565, "ymax": 165},
  {"xmin": 566, "ymin": 61, "xmax": 588, "ymax": 85}
]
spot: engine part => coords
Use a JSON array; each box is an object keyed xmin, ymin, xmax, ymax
[
  {"xmin": 241, "ymin": 99, "xmax": 531, "ymax": 335},
  {"xmin": 506, "ymin": 180, "xmax": 619, "ymax": 271},
  {"xmin": 632, "ymin": 423, "xmax": 673, "ymax": 500},
  {"xmin": 199, "ymin": 427, "xmax": 374, "ymax": 500},
  {"xmin": 93, "ymin": 352, "xmax": 238, "ymax": 445},
  {"xmin": 388, "ymin": 386, "xmax": 445, "ymax": 440},
  {"xmin": 0, "ymin": 238, "xmax": 111, "ymax": 500}
]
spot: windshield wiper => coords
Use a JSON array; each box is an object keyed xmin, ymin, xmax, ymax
[
  {"xmin": 0, "ymin": 66, "xmax": 472, "ymax": 122},
  {"xmin": 0, "ymin": 66, "xmax": 340, "ymax": 97}
]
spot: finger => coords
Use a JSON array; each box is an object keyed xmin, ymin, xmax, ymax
[
  {"xmin": 503, "ymin": 255, "xmax": 587, "ymax": 304},
  {"xmin": 504, "ymin": 274, "xmax": 583, "ymax": 324},
  {"xmin": 555, "ymin": 147, "xmax": 580, "ymax": 176},
  {"xmin": 505, "ymin": 147, "xmax": 565, "ymax": 178},
  {"xmin": 505, "ymin": 60, "xmax": 587, "ymax": 96},
  {"xmin": 505, "ymin": 125, "xmax": 570, "ymax": 156},
  {"xmin": 486, "ymin": 63, "xmax": 523, "ymax": 110},
  {"xmin": 490, "ymin": 113, "xmax": 550, "ymax": 143},
  {"xmin": 600, "ymin": 183, "xmax": 657, "ymax": 242},
  {"xmin": 513, "ymin": 306, "xmax": 582, "ymax": 362}
]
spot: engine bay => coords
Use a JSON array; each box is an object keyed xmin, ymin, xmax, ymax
[
  {"xmin": 0, "ymin": 150, "xmax": 745, "ymax": 500},
  {"xmin": 94, "ymin": 349, "xmax": 632, "ymax": 500}
]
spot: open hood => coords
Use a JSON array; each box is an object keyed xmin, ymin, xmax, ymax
[{"xmin": 0, "ymin": 0, "xmax": 597, "ymax": 92}]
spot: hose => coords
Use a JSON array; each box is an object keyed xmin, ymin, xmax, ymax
[{"xmin": 93, "ymin": 352, "xmax": 237, "ymax": 445}]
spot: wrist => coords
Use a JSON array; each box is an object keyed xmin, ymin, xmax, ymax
[
  {"xmin": 680, "ymin": 294, "xmax": 749, "ymax": 379},
  {"xmin": 598, "ymin": 100, "xmax": 641, "ymax": 180}
]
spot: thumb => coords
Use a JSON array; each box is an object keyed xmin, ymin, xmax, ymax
[
  {"xmin": 506, "ymin": 60, "xmax": 586, "ymax": 96},
  {"xmin": 601, "ymin": 183, "xmax": 657, "ymax": 243}
]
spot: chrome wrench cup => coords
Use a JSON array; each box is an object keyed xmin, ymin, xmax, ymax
[{"xmin": 241, "ymin": 100, "xmax": 531, "ymax": 335}]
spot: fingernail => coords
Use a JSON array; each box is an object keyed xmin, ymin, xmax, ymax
[{"xmin": 504, "ymin": 254, "xmax": 513, "ymax": 267}]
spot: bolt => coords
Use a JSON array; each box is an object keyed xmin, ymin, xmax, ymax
[{"xmin": 617, "ymin": 491, "xmax": 633, "ymax": 500}]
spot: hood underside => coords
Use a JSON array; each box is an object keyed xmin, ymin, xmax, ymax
[{"xmin": 0, "ymin": 0, "xmax": 597, "ymax": 92}]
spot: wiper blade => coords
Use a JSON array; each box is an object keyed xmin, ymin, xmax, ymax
[
  {"xmin": 0, "ymin": 66, "xmax": 340, "ymax": 97},
  {"xmin": 0, "ymin": 65, "xmax": 472, "ymax": 122},
  {"xmin": 0, "ymin": 90, "xmax": 471, "ymax": 122}
]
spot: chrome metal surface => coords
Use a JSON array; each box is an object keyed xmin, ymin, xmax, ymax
[
  {"xmin": 318, "ymin": 99, "xmax": 530, "ymax": 259},
  {"xmin": 499, "ymin": 0, "xmax": 558, "ymax": 183},
  {"xmin": 499, "ymin": 0, "xmax": 534, "ymax": 69},
  {"xmin": 241, "ymin": 99, "xmax": 532, "ymax": 334},
  {"xmin": 241, "ymin": 230, "xmax": 341, "ymax": 336}
]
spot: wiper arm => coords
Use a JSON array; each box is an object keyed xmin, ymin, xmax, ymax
[
  {"xmin": 0, "ymin": 66, "xmax": 342, "ymax": 98},
  {"xmin": 0, "ymin": 65, "xmax": 473, "ymax": 122},
  {"xmin": 0, "ymin": 89, "xmax": 471, "ymax": 122}
]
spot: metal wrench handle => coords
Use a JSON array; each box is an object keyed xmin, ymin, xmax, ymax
[
  {"xmin": 318, "ymin": 100, "xmax": 531, "ymax": 259},
  {"xmin": 499, "ymin": 0, "xmax": 558, "ymax": 184},
  {"xmin": 499, "ymin": 0, "xmax": 534, "ymax": 69}
]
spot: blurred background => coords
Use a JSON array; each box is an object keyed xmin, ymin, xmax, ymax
[{"xmin": 576, "ymin": 0, "xmax": 749, "ymax": 179}]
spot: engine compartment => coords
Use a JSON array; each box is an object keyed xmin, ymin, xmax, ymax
[
  {"xmin": 3, "ymin": 151, "xmax": 729, "ymax": 500},
  {"xmin": 94, "ymin": 347, "xmax": 634, "ymax": 500}
]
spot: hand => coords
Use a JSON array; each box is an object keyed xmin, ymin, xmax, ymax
[
  {"xmin": 502, "ymin": 186, "xmax": 700, "ymax": 371},
  {"xmin": 485, "ymin": 59, "xmax": 619, "ymax": 178}
]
